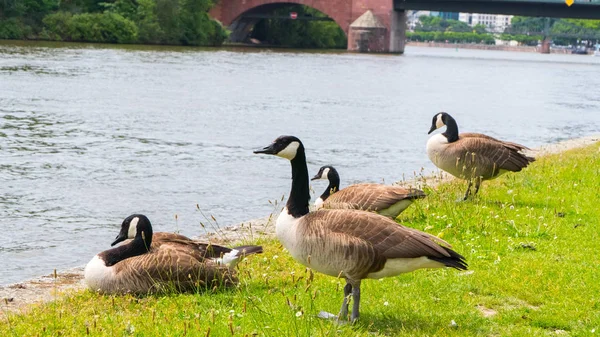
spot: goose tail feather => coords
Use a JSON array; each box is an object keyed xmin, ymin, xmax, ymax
[
  {"xmin": 428, "ymin": 247, "xmax": 468, "ymax": 271},
  {"xmin": 214, "ymin": 245, "xmax": 263, "ymax": 268}
]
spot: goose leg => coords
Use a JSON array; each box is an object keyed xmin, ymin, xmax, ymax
[
  {"xmin": 339, "ymin": 282, "xmax": 352, "ymax": 320},
  {"xmin": 474, "ymin": 177, "xmax": 483, "ymax": 196},
  {"xmin": 462, "ymin": 180, "xmax": 473, "ymax": 201},
  {"xmin": 349, "ymin": 279, "xmax": 362, "ymax": 323}
]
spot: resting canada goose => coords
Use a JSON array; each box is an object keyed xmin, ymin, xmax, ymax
[
  {"xmin": 427, "ymin": 112, "xmax": 535, "ymax": 200},
  {"xmin": 311, "ymin": 165, "xmax": 426, "ymax": 218},
  {"xmin": 254, "ymin": 136, "xmax": 467, "ymax": 322},
  {"xmin": 84, "ymin": 214, "xmax": 262, "ymax": 295}
]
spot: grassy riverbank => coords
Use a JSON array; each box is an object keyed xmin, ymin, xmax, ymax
[{"xmin": 1, "ymin": 142, "xmax": 599, "ymax": 336}]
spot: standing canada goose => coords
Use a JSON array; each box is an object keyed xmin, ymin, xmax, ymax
[
  {"xmin": 427, "ymin": 112, "xmax": 535, "ymax": 200},
  {"xmin": 254, "ymin": 136, "xmax": 467, "ymax": 322},
  {"xmin": 84, "ymin": 214, "xmax": 262, "ymax": 295},
  {"xmin": 311, "ymin": 165, "xmax": 426, "ymax": 218}
]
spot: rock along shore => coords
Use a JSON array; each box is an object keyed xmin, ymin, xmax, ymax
[{"xmin": 1, "ymin": 134, "xmax": 598, "ymax": 319}]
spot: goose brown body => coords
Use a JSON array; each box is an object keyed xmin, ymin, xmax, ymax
[
  {"xmin": 321, "ymin": 184, "xmax": 425, "ymax": 213},
  {"xmin": 255, "ymin": 135, "xmax": 467, "ymax": 322},
  {"xmin": 427, "ymin": 113, "xmax": 535, "ymax": 199},
  {"xmin": 93, "ymin": 239, "xmax": 238, "ymax": 294},
  {"xmin": 285, "ymin": 208, "xmax": 466, "ymax": 280},
  {"xmin": 84, "ymin": 215, "xmax": 262, "ymax": 295},
  {"xmin": 312, "ymin": 166, "xmax": 426, "ymax": 218}
]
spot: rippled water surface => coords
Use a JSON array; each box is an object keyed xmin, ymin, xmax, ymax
[{"xmin": 1, "ymin": 41, "xmax": 599, "ymax": 285}]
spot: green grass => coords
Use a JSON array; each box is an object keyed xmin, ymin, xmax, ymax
[{"xmin": 2, "ymin": 143, "xmax": 600, "ymax": 336}]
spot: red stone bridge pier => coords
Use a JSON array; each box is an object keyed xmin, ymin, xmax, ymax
[{"xmin": 209, "ymin": 0, "xmax": 407, "ymax": 53}]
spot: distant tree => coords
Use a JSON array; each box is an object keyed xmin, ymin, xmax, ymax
[
  {"xmin": 472, "ymin": 24, "xmax": 487, "ymax": 34},
  {"xmin": 416, "ymin": 15, "xmax": 484, "ymax": 34},
  {"xmin": 135, "ymin": 0, "xmax": 163, "ymax": 43},
  {"xmin": 446, "ymin": 19, "xmax": 472, "ymax": 32},
  {"xmin": 507, "ymin": 16, "xmax": 556, "ymax": 34}
]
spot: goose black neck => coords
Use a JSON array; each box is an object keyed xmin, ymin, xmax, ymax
[
  {"xmin": 442, "ymin": 115, "xmax": 460, "ymax": 143},
  {"xmin": 320, "ymin": 170, "xmax": 340, "ymax": 201},
  {"xmin": 287, "ymin": 148, "xmax": 310, "ymax": 218},
  {"xmin": 102, "ymin": 233, "xmax": 152, "ymax": 267}
]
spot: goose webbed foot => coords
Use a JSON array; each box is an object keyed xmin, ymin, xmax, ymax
[
  {"xmin": 318, "ymin": 280, "xmax": 361, "ymax": 324},
  {"xmin": 349, "ymin": 281, "xmax": 361, "ymax": 323},
  {"xmin": 317, "ymin": 311, "xmax": 350, "ymax": 325},
  {"xmin": 339, "ymin": 282, "xmax": 352, "ymax": 320}
]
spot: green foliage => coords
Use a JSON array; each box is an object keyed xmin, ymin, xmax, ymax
[
  {"xmin": 416, "ymin": 16, "xmax": 475, "ymax": 33},
  {"xmin": 1, "ymin": 144, "xmax": 600, "ymax": 336},
  {"xmin": 135, "ymin": 0, "xmax": 163, "ymax": 43},
  {"xmin": 178, "ymin": 0, "xmax": 222, "ymax": 45},
  {"xmin": 0, "ymin": 17, "xmax": 33, "ymax": 39},
  {"xmin": 0, "ymin": 0, "xmax": 227, "ymax": 46},
  {"xmin": 148, "ymin": 0, "xmax": 226, "ymax": 46},
  {"xmin": 565, "ymin": 19, "xmax": 600, "ymax": 30},
  {"xmin": 498, "ymin": 33, "xmax": 542, "ymax": 46},
  {"xmin": 0, "ymin": 0, "xmax": 59, "ymax": 20},
  {"xmin": 40, "ymin": 11, "xmax": 71, "ymax": 39},
  {"xmin": 508, "ymin": 16, "xmax": 555, "ymax": 34},
  {"xmin": 100, "ymin": 0, "xmax": 138, "ymax": 21},
  {"xmin": 472, "ymin": 24, "xmax": 487, "ymax": 34},
  {"xmin": 407, "ymin": 31, "xmax": 495, "ymax": 45},
  {"xmin": 249, "ymin": 5, "xmax": 346, "ymax": 49},
  {"xmin": 412, "ymin": 17, "xmax": 495, "ymax": 45},
  {"xmin": 42, "ymin": 11, "xmax": 138, "ymax": 43},
  {"xmin": 506, "ymin": 17, "xmax": 600, "ymax": 45}
]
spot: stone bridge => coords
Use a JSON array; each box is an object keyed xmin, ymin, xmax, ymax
[
  {"xmin": 209, "ymin": 0, "xmax": 406, "ymax": 53},
  {"xmin": 210, "ymin": 0, "xmax": 600, "ymax": 53}
]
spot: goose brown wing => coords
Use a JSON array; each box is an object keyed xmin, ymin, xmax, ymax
[
  {"xmin": 150, "ymin": 234, "xmax": 235, "ymax": 261},
  {"xmin": 112, "ymin": 244, "xmax": 237, "ymax": 293},
  {"xmin": 139, "ymin": 233, "xmax": 233, "ymax": 260},
  {"xmin": 460, "ymin": 133, "xmax": 532, "ymax": 151},
  {"xmin": 324, "ymin": 184, "xmax": 426, "ymax": 212},
  {"xmin": 304, "ymin": 210, "xmax": 454, "ymax": 261},
  {"xmin": 456, "ymin": 135, "xmax": 535, "ymax": 175}
]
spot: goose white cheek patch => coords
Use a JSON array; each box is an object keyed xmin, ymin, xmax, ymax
[
  {"xmin": 321, "ymin": 167, "xmax": 330, "ymax": 180},
  {"xmin": 128, "ymin": 217, "xmax": 139, "ymax": 238},
  {"xmin": 277, "ymin": 141, "xmax": 300, "ymax": 160},
  {"xmin": 435, "ymin": 114, "xmax": 444, "ymax": 129}
]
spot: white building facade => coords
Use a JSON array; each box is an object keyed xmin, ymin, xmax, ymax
[{"xmin": 458, "ymin": 13, "xmax": 514, "ymax": 33}]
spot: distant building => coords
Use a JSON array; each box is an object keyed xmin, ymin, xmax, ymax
[
  {"xmin": 406, "ymin": 10, "xmax": 431, "ymax": 31},
  {"xmin": 435, "ymin": 12, "xmax": 460, "ymax": 20},
  {"xmin": 458, "ymin": 13, "xmax": 513, "ymax": 33},
  {"xmin": 406, "ymin": 10, "xmax": 462, "ymax": 31}
]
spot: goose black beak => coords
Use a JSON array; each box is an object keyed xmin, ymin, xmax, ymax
[
  {"xmin": 253, "ymin": 144, "xmax": 276, "ymax": 155},
  {"xmin": 310, "ymin": 174, "xmax": 320, "ymax": 181},
  {"xmin": 111, "ymin": 233, "xmax": 127, "ymax": 246},
  {"xmin": 428, "ymin": 124, "xmax": 437, "ymax": 134}
]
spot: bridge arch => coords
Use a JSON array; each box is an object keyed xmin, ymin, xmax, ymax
[
  {"xmin": 211, "ymin": 0, "xmax": 352, "ymax": 35},
  {"xmin": 210, "ymin": 0, "xmax": 407, "ymax": 53}
]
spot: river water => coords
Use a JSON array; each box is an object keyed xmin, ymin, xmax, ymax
[{"xmin": 0, "ymin": 41, "xmax": 599, "ymax": 285}]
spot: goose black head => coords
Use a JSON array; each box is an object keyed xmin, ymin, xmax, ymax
[
  {"xmin": 254, "ymin": 135, "xmax": 304, "ymax": 160},
  {"xmin": 311, "ymin": 165, "xmax": 336, "ymax": 181},
  {"xmin": 111, "ymin": 214, "xmax": 153, "ymax": 247},
  {"xmin": 428, "ymin": 112, "xmax": 451, "ymax": 134}
]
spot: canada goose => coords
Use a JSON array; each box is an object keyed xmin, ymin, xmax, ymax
[
  {"xmin": 254, "ymin": 136, "xmax": 467, "ymax": 322},
  {"xmin": 427, "ymin": 112, "xmax": 535, "ymax": 200},
  {"xmin": 84, "ymin": 214, "xmax": 262, "ymax": 295},
  {"xmin": 311, "ymin": 165, "xmax": 426, "ymax": 218}
]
